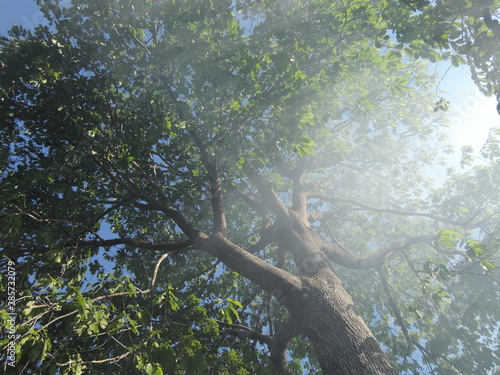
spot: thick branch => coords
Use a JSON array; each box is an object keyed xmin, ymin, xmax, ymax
[
  {"xmin": 189, "ymin": 130, "xmax": 227, "ymax": 236},
  {"xmin": 216, "ymin": 320, "xmax": 272, "ymax": 345},
  {"xmin": 269, "ymin": 317, "xmax": 303, "ymax": 375},
  {"xmin": 130, "ymin": 190, "xmax": 203, "ymax": 239},
  {"xmin": 243, "ymin": 161, "xmax": 290, "ymax": 222},
  {"xmin": 200, "ymin": 234, "xmax": 302, "ymax": 299},
  {"xmin": 310, "ymin": 193, "xmax": 446, "ymax": 221},
  {"xmin": 69, "ymin": 238, "xmax": 194, "ymax": 252},
  {"xmin": 321, "ymin": 222, "xmax": 433, "ymax": 269},
  {"xmin": 89, "ymin": 147, "xmax": 203, "ymax": 240},
  {"xmin": 291, "ymin": 166, "xmax": 308, "ymax": 219},
  {"xmin": 321, "ymin": 243, "xmax": 394, "ymax": 270},
  {"xmin": 4, "ymin": 238, "xmax": 193, "ymax": 256},
  {"xmin": 246, "ymin": 225, "xmax": 277, "ymax": 254},
  {"xmin": 157, "ymin": 75, "xmax": 227, "ymax": 236}
]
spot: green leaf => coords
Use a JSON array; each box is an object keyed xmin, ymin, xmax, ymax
[
  {"xmin": 227, "ymin": 298, "xmax": 243, "ymax": 308},
  {"xmin": 236, "ymin": 155, "xmax": 245, "ymax": 169},
  {"xmin": 127, "ymin": 281, "xmax": 137, "ymax": 297},
  {"xmin": 145, "ymin": 363, "xmax": 163, "ymax": 375},
  {"xmin": 167, "ymin": 287, "xmax": 179, "ymax": 311},
  {"xmin": 479, "ymin": 259, "xmax": 495, "ymax": 273}
]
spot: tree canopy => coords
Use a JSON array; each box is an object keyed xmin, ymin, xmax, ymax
[{"xmin": 1, "ymin": 0, "xmax": 499, "ymax": 374}]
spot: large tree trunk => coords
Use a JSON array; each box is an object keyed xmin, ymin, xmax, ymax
[
  {"xmin": 203, "ymin": 230, "xmax": 397, "ymax": 375},
  {"xmin": 278, "ymin": 217, "xmax": 397, "ymax": 374},
  {"xmin": 292, "ymin": 271, "xmax": 397, "ymax": 375}
]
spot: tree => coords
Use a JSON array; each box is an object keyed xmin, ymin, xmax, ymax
[{"xmin": 1, "ymin": 0, "xmax": 499, "ymax": 374}]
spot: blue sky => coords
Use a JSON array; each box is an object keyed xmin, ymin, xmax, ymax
[{"xmin": 0, "ymin": 0, "xmax": 42, "ymax": 35}]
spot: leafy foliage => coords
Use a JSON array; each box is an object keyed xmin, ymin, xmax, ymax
[{"xmin": 0, "ymin": 0, "xmax": 499, "ymax": 374}]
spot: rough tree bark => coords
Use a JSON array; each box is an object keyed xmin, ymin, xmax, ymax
[{"xmin": 198, "ymin": 207, "xmax": 398, "ymax": 375}]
